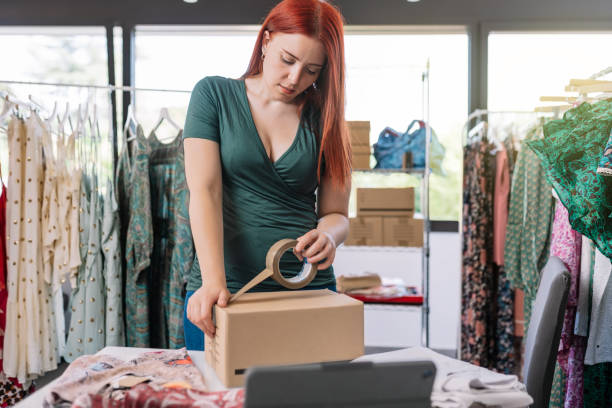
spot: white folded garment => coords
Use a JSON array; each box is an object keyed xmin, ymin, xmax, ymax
[
  {"xmin": 353, "ymin": 347, "xmax": 533, "ymax": 408},
  {"xmin": 431, "ymin": 391, "xmax": 533, "ymax": 408}
]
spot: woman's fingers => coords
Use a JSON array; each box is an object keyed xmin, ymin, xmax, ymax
[
  {"xmin": 201, "ymin": 296, "xmax": 217, "ymax": 337},
  {"xmin": 294, "ymin": 230, "xmax": 319, "ymax": 260},
  {"xmin": 303, "ymin": 233, "xmax": 327, "ymax": 259}
]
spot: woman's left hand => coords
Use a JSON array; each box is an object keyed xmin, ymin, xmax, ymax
[{"xmin": 293, "ymin": 229, "xmax": 336, "ymax": 269}]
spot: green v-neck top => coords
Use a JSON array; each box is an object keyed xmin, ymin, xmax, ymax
[{"xmin": 182, "ymin": 76, "xmax": 335, "ymax": 293}]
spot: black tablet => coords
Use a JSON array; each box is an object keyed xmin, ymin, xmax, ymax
[{"xmin": 244, "ymin": 359, "xmax": 436, "ymax": 408}]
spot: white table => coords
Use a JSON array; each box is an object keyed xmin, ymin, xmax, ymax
[{"xmin": 17, "ymin": 346, "xmax": 532, "ymax": 407}]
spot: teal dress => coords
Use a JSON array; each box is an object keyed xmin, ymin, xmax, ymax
[{"xmin": 182, "ymin": 76, "xmax": 335, "ymax": 294}]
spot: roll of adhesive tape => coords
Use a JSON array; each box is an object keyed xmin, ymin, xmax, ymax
[{"xmin": 229, "ymin": 238, "xmax": 318, "ymax": 303}]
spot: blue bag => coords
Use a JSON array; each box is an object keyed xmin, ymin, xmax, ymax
[{"xmin": 373, "ymin": 120, "xmax": 446, "ymax": 175}]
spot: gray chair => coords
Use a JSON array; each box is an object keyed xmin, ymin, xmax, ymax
[{"xmin": 522, "ymin": 256, "xmax": 570, "ymax": 408}]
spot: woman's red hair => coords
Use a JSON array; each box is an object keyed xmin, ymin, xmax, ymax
[{"xmin": 243, "ymin": 0, "xmax": 351, "ymax": 188}]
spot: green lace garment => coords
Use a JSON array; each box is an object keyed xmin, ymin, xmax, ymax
[{"xmin": 527, "ymin": 100, "xmax": 612, "ymax": 259}]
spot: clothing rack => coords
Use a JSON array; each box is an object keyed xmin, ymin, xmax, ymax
[
  {"xmin": 0, "ymin": 79, "xmax": 191, "ymax": 94},
  {"xmin": 588, "ymin": 66, "xmax": 612, "ymax": 80},
  {"xmin": 0, "ymin": 79, "xmax": 192, "ymax": 172}
]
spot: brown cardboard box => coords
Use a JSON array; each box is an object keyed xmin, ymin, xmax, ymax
[
  {"xmin": 352, "ymin": 153, "xmax": 371, "ymax": 170},
  {"xmin": 205, "ymin": 290, "xmax": 364, "ymax": 387},
  {"xmin": 383, "ymin": 217, "xmax": 424, "ymax": 247},
  {"xmin": 352, "ymin": 144, "xmax": 371, "ymax": 154},
  {"xmin": 347, "ymin": 121, "xmax": 370, "ymax": 146},
  {"xmin": 357, "ymin": 188, "xmax": 415, "ymax": 217},
  {"xmin": 345, "ymin": 216, "xmax": 383, "ymax": 246}
]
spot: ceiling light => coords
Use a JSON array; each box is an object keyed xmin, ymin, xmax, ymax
[
  {"xmin": 183, "ymin": 0, "xmax": 198, "ymax": 3},
  {"xmin": 406, "ymin": 0, "xmax": 421, "ymax": 2}
]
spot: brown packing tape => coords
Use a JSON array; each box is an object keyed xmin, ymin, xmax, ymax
[{"xmin": 228, "ymin": 239, "xmax": 318, "ymax": 304}]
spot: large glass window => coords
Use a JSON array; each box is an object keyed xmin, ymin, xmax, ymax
[
  {"xmin": 134, "ymin": 26, "xmax": 468, "ymax": 220},
  {"xmin": 488, "ymin": 32, "xmax": 612, "ymax": 111},
  {"xmin": 0, "ymin": 26, "xmax": 118, "ymax": 182}
]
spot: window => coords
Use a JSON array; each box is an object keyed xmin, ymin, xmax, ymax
[
  {"xmin": 488, "ymin": 32, "xmax": 612, "ymax": 111},
  {"xmin": 0, "ymin": 26, "xmax": 118, "ymax": 182},
  {"xmin": 134, "ymin": 26, "xmax": 469, "ymax": 220}
]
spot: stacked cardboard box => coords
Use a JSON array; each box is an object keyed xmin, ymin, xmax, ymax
[
  {"xmin": 345, "ymin": 188, "xmax": 423, "ymax": 247},
  {"xmin": 348, "ymin": 121, "xmax": 371, "ymax": 170}
]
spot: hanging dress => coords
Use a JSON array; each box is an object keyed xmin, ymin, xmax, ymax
[
  {"xmin": 102, "ymin": 178, "xmax": 124, "ymax": 347},
  {"xmin": 504, "ymin": 128, "xmax": 555, "ymax": 330},
  {"xmin": 461, "ymin": 139, "xmax": 494, "ymax": 367},
  {"xmin": 547, "ymin": 200, "xmax": 585, "ymax": 408}
]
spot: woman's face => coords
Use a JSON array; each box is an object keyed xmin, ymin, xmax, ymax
[{"xmin": 261, "ymin": 31, "xmax": 326, "ymax": 101}]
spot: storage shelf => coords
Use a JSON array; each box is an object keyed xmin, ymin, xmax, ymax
[
  {"xmin": 353, "ymin": 168, "xmax": 426, "ymax": 175},
  {"xmin": 339, "ymin": 245, "xmax": 422, "ymax": 253},
  {"xmin": 364, "ymin": 303, "xmax": 422, "ymax": 311}
]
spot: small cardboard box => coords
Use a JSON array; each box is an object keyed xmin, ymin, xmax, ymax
[
  {"xmin": 347, "ymin": 121, "xmax": 370, "ymax": 146},
  {"xmin": 383, "ymin": 217, "xmax": 424, "ymax": 247},
  {"xmin": 345, "ymin": 216, "xmax": 383, "ymax": 246},
  {"xmin": 357, "ymin": 188, "xmax": 415, "ymax": 217},
  {"xmin": 352, "ymin": 144, "xmax": 371, "ymax": 154},
  {"xmin": 352, "ymin": 152, "xmax": 371, "ymax": 170},
  {"xmin": 205, "ymin": 290, "xmax": 364, "ymax": 388}
]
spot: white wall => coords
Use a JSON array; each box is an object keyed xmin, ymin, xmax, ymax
[{"xmin": 334, "ymin": 232, "xmax": 461, "ymax": 351}]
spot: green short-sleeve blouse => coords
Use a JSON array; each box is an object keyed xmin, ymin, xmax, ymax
[{"xmin": 183, "ymin": 76, "xmax": 335, "ymax": 293}]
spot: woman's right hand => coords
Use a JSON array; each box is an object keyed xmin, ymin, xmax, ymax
[{"xmin": 187, "ymin": 283, "xmax": 231, "ymax": 337}]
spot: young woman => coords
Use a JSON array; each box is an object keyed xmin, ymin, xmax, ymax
[{"xmin": 183, "ymin": 0, "xmax": 351, "ymax": 350}]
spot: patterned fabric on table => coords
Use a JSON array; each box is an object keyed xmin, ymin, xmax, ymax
[
  {"xmin": 504, "ymin": 128, "xmax": 555, "ymax": 331},
  {"xmin": 584, "ymin": 363, "xmax": 612, "ymax": 408},
  {"xmin": 72, "ymin": 384, "xmax": 245, "ymax": 408},
  {"xmin": 461, "ymin": 141, "xmax": 494, "ymax": 368},
  {"xmin": 45, "ymin": 348, "xmax": 207, "ymax": 406},
  {"xmin": 527, "ymin": 99, "xmax": 612, "ymax": 259},
  {"xmin": 548, "ymin": 201, "xmax": 585, "ymax": 408},
  {"xmin": 597, "ymin": 128, "xmax": 612, "ymax": 176}
]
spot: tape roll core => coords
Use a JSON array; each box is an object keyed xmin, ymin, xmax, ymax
[
  {"xmin": 228, "ymin": 238, "xmax": 319, "ymax": 303},
  {"xmin": 266, "ymin": 239, "xmax": 318, "ymax": 289}
]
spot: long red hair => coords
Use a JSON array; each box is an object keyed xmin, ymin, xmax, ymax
[{"xmin": 243, "ymin": 0, "xmax": 351, "ymax": 188}]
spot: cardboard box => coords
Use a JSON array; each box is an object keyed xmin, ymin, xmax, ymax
[
  {"xmin": 345, "ymin": 216, "xmax": 383, "ymax": 246},
  {"xmin": 352, "ymin": 144, "xmax": 371, "ymax": 154},
  {"xmin": 357, "ymin": 188, "xmax": 415, "ymax": 217},
  {"xmin": 347, "ymin": 121, "xmax": 370, "ymax": 146},
  {"xmin": 352, "ymin": 153, "xmax": 371, "ymax": 170},
  {"xmin": 383, "ymin": 217, "xmax": 424, "ymax": 247},
  {"xmin": 205, "ymin": 290, "xmax": 364, "ymax": 387}
]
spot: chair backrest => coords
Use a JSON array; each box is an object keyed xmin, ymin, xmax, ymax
[{"xmin": 522, "ymin": 256, "xmax": 570, "ymax": 408}]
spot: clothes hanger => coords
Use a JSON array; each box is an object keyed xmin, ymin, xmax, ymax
[
  {"xmin": 124, "ymin": 104, "xmax": 139, "ymax": 143},
  {"xmin": 152, "ymin": 107, "xmax": 181, "ymax": 132},
  {"xmin": 151, "ymin": 107, "xmax": 182, "ymax": 143},
  {"xmin": 0, "ymin": 95, "xmax": 12, "ymax": 124}
]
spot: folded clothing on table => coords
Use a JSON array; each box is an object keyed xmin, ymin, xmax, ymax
[
  {"xmin": 353, "ymin": 347, "xmax": 533, "ymax": 408},
  {"xmin": 44, "ymin": 349, "xmax": 208, "ymax": 407},
  {"xmin": 71, "ymin": 383, "xmax": 245, "ymax": 408}
]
